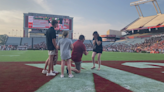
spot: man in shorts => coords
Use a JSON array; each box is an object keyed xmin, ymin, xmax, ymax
[
  {"xmin": 42, "ymin": 20, "xmax": 58, "ymax": 76},
  {"xmin": 68, "ymin": 35, "xmax": 88, "ymax": 73}
]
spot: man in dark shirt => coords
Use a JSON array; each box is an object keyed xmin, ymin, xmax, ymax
[
  {"xmin": 70, "ymin": 35, "xmax": 88, "ymax": 73},
  {"xmin": 42, "ymin": 20, "xmax": 58, "ymax": 76}
]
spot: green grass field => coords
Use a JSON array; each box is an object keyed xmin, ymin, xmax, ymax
[{"xmin": 0, "ymin": 50, "xmax": 164, "ymax": 62}]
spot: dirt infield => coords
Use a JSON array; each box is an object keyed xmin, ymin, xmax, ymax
[{"xmin": 0, "ymin": 61, "xmax": 164, "ymax": 92}]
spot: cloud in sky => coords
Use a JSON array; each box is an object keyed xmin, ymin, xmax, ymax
[
  {"xmin": 73, "ymin": 22, "xmax": 111, "ymax": 39},
  {"xmin": 0, "ymin": 10, "xmax": 23, "ymax": 36},
  {"xmin": 34, "ymin": 0, "xmax": 53, "ymax": 13},
  {"xmin": 0, "ymin": 0, "xmax": 134, "ymax": 38},
  {"xmin": 73, "ymin": 17, "xmax": 125, "ymax": 39},
  {"xmin": 1, "ymin": 0, "xmax": 163, "ymax": 39}
]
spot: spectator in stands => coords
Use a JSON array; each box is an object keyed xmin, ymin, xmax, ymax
[
  {"xmin": 42, "ymin": 20, "xmax": 58, "ymax": 76},
  {"xmin": 162, "ymin": 49, "xmax": 164, "ymax": 54},
  {"xmin": 91, "ymin": 31, "xmax": 103, "ymax": 70},
  {"xmin": 57, "ymin": 31, "xmax": 74, "ymax": 78},
  {"xmin": 108, "ymin": 36, "xmax": 164, "ymax": 54},
  {"xmin": 71, "ymin": 35, "xmax": 88, "ymax": 73},
  {"xmin": 155, "ymin": 49, "xmax": 159, "ymax": 54}
]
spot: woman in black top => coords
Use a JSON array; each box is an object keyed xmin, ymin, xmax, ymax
[{"xmin": 91, "ymin": 31, "xmax": 103, "ymax": 70}]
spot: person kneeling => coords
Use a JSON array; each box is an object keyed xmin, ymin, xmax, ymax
[{"xmin": 68, "ymin": 35, "xmax": 88, "ymax": 73}]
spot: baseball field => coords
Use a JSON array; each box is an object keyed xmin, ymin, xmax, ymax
[{"xmin": 0, "ymin": 50, "xmax": 164, "ymax": 92}]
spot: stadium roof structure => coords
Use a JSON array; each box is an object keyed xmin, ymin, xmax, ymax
[
  {"xmin": 122, "ymin": 14, "xmax": 164, "ymax": 31},
  {"xmin": 131, "ymin": 0, "xmax": 161, "ymax": 17},
  {"xmin": 121, "ymin": 0, "xmax": 164, "ymax": 32},
  {"xmin": 24, "ymin": 12, "xmax": 72, "ymax": 19}
]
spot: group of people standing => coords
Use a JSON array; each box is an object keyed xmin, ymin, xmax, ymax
[{"xmin": 42, "ymin": 20, "xmax": 103, "ymax": 78}]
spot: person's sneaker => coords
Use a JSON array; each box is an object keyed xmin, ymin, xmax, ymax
[
  {"xmin": 46, "ymin": 72, "xmax": 56, "ymax": 76},
  {"xmin": 60, "ymin": 75, "xmax": 64, "ymax": 78},
  {"xmin": 66, "ymin": 67, "xmax": 68, "ymax": 75},
  {"xmin": 68, "ymin": 74, "xmax": 74, "ymax": 78},
  {"xmin": 42, "ymin": 70, "xmax": 48, "ymax": 74},
  {"xmin": 52, "ymin": 70, "xmax": 59, "ymax": 74}
]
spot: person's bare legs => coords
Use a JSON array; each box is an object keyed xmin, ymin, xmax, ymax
[
  {"xmin": 44, "ymin": 58, "xmax": 49, "ymax": 70},
  {"xmin": 45, "ymin": 55, "xmax": 57, "ymax": 72},
  {"xmin": 71, "ymin": 68, "xmax": 80, "ymax": 73},
  {"xmin": 52, "ymin": 55, "xmax": 56, "ymax": 71},
  {"xmin": 67, "ymin": 59, "xmax": 72, "ymax": 75},
  {"xmin": 61, "ymin": 60, "xmax": 65, "ymax": 75},
  {"xmin": 91, "ymin": 52, "xmax": 97, "ymax": 69},
  {"xmin": 71, "ymin": 62, "xmax": 81, "ymax": 73},
  {"xmin": 48, "ymin": 55, "xmax": 53, "ymax": 73},
  {"xmin": 97, "ymin": 53, "xmax": 102, "ymax": 70}
]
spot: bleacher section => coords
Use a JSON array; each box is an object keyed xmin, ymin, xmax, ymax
[
  {"xmin": 127, "ymin": 38, "xmax": 147, "ymax": 45},
  {"xmin": 127, "ymin": 15, "xmax": 157, "ymax": 30},
  {"xmin": 113, "ymin": 38, "xmax": 150, "ymax": 45},
  {"xmin": 113, "ymin": 40, "xmax": 127, "ymax": 45},
  {"xmin": 144, "ymin": 14, "xmax": 164, "ymax": 27},
  {"xmin": 33, "ymin": 37, "xmax": 46, "ymax": 45},
  {"xmin": 84, "ymin": 40, "xmax": 91, "ymax": 44},
  {"xmin": 72, "ymin": 40, "xmax": 92, "ymax": 44},
  {"xmin": 72, "ymin": 40, "xmax": 77, "ymax": 43},
  {"xmin": 102, "ymin": 42, "xmax": 111, "ymax": 46},
  {"xmin": 6, "ymin": 36, "xmax": 163, "ymax": 53},
  {"xmin": 6, "ymin": 37, "xmax": 21, "ymax": 45},
  {"xmin": 21, "ymin": 38, "xmax": 32, "ymax": 46},
  {"xmin": 5, "ymin": 36, "xmax": 153, "ymax": 47}
]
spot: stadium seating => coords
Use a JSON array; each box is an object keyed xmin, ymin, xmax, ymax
[
  {"xmin": 21, "ymin": 38, "xmax": 32, "ymax": 46},
  {"xmin": 33, "ymin": 37, "xmax": 46, "ymax": 45},
  {"xmin": 125, "ymin": 39, "xmax": 134, "ymax": 44},
  {"xmin": 102, "ymin": 42, "xmax": 111, "ymax": 46},
  {"xmin": 144, "ymin": 14, "xmax": 164, "ymax": 27},
  {"xmin": 84, "ymin": 40, "xmax": 91, "ymax": 44},
  {"xmin": 131, "ymin": 38, "xmax": 147, "ymax": 44},
  {"xmin": 6, "ymin": 37, "xmax": 21, "ymax": 45},
  {"xmin": 127, "ymin": 15, "xmax": 157, "ymax": 30},
  {"xmin": 113, "ymin": 38, "xmax": 150, "ymax": 45},
  {"xmin": 72, "ymin": 39, "xmax": 77, "ymax": 43},
  {"xmin": 114, "ymin": 40, "xmax": 127, "ymax": 45}
]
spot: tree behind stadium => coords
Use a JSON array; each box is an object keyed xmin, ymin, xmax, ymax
[{"xmin": 0, "ymin": 35, "xmax": 8, "ymax": 45}]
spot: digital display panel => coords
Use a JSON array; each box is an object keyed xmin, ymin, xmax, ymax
[{"xmin": 28, "ymin": 16, "xmax": 70, "ymax": 30}]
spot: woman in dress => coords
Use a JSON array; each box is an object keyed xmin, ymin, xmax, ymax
[{"xmin": 57, "ymin": 31, "xmax": 74, "ymax": 78}]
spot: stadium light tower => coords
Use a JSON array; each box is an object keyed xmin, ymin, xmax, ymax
[{"xmin": 130, "ymin": 0, "xmax": 162, "ymax": 17}]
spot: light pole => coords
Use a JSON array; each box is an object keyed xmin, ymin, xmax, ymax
[
  {"xmin": 74, "ymin": 33, "xmax": 76, "ymax": 39},
  {"xmin": 12, "ymin": 29, "xmax": 14, "ymax": 37},
  {"xmin": 20, "ymin": 30, "xmax": 21, "ymax": 37},
  {"xmin": 16, "ymin": 30, "xmax": 17, "ymax": 37}
]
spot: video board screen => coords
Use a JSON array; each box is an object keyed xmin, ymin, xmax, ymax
[{"xmin": 28, "ymin": 16, "xmax": 70, "ymax": 30}]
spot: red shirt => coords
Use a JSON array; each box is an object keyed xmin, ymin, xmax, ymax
[
  {"xmin": 155, "ymin": 51, "xmax": 159, "ymax": 53},
  {"xmin": 71, "ymin": 40, "xmax": 86, "ymax": 62}
]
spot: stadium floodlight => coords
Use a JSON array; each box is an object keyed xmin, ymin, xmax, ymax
[{"xmin": 130, "ymin": 0, "xmax": 162, "ymax": 17}]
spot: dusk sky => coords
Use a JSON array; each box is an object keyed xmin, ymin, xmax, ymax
[{"xmin": 0, "ymin": 0, "xmax": 164, "ymax": 39}]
